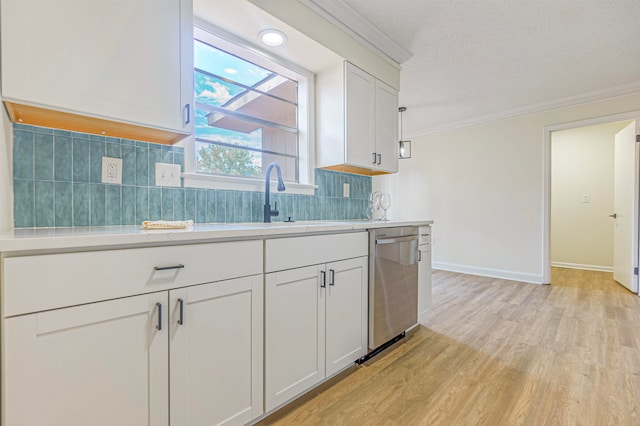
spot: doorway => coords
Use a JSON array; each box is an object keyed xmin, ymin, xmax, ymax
[
  {"xmin": 550, "ymin": 121, "xmax": 630, "ymax": 272},
  {"xmin": 543, "ymin": 111, "xmax": 640, "ymax": 284}
]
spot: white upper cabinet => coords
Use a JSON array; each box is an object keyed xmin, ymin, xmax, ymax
[
  {"xmin": 317, "ymin": 61, "xmax": 399, "ymax": 175},
  {"xmin": 345, "ymin": 64, "xmax": 376, "ymax": 169},
  {"xmin": 374, "ymin": 79, "xmax": 400, "ymax": 173},
  {"xmin": 0, "ymin": 0, "xmax": 193, "ymax": 143}
]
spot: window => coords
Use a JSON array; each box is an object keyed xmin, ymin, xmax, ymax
[{"xmin": 186, "ymin": 27, "xmax": 313, "ymax": 192}]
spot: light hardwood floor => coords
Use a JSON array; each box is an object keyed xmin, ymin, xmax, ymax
[{"xmin": 258, "ymin": 268, "xmax": 640, "ymax": 425}]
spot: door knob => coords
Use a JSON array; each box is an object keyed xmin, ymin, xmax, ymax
[{"xmin": 609, "ymin": 213, "xmax": 617, "ymax": 219}]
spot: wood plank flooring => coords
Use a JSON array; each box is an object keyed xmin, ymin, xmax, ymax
[{"xmin": 258, "ymin": 268, "xmax": 640, "ymax": 425}]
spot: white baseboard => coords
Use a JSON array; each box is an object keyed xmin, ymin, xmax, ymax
[
  {"xmin": 432, "ymin": 262, "xmax": 544, "ymax": 284},
  {"xmin": 551, "ymin": 262, "xmax": 613, "ymax": 272}
]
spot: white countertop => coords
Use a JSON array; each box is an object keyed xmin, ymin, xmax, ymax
[{"xmin": 0, "ymin": 220, "xmax": 433, "ymax": 253}]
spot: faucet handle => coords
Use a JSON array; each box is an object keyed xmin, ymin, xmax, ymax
[{"xmin": 272, "ymin": 201, "xmax": 279, "ymax": 217}]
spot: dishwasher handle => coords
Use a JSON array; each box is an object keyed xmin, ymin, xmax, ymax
[{"xmin": 376, "ymin": 235, "xmax": 418, "ymax": 245}]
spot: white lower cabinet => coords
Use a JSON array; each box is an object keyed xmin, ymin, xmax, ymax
[
  {"xmin": 265, "ymin": 256, "xmax": 368, "ymax": 412},
  {"xmin": 418, "ymin": 226, "xmax": 433, "ymax": 323},
  {"xmin": 4, "ymin": 275, "xmax": 263, "ymax": 426},
  {"xmin": 170, "ymin": 275, "xmax": 263, "ymax": 426},
  {"xmin": 2, "ymin": 240, "xmax": 264, "ymax": 426},
  {"xmin": 325, "ymin": 257, "xmax": 369, "ymax": 377},
  {"xmin": 4, "ymin": 292, "xmax": 170, "ymax": 426}
]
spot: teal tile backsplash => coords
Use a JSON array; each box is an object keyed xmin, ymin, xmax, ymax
[{"xmin": 12, "ymin": 123, "xmax": 372, "ymax": 228}]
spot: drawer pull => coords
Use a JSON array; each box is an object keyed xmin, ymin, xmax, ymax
[
  {"xmin": 177, "ymin": 298, "xmax": 184, "ymax": 325},
  {"xmin": 154, "ymin": 264, "xmax": 185, "ymax": 271},
  {"xmin": 156, "ymin": 303, "xmax": 162, "ymax": 331}
]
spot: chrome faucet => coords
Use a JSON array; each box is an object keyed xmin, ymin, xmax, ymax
[{"xmin": 264, "ymin": 162, "xmax": 286, "ymax": 223}]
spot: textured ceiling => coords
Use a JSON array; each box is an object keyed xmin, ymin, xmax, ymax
[{"xmin": 343, "ymin": 0, "xmax": 640, "ymax": 136}]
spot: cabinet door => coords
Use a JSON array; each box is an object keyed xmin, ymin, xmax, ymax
[
  {"xmin": 375, "ymin": 79, "xmax": 399, "ymax": 173},
  {"xmin": 1, "ymin": 0, "xmax": 190, "ymax": 133},
  {"xmin": 345, "ymin": 62, "xmax": 376, "ymax": 169},
  {"xmin": 4, "ymin": 293, "xmax": 169, "ymax": 426},
  {"xmin": 170, "ymin": 275, "xmax": 264, "ymax": 426},
  {"xmin": 325, "ymin": 256, "xmax": 368, "ymax": 377},
  {"xmin": 265, "ymin": 265, "xmax": 326, "ymax": 412},
  {"xmin": 418, "ymin": 244, "xmax": 432, "ymax": 322}
]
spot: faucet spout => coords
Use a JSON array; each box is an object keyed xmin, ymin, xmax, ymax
[{"xmin": 264, "ymin": 162, "xmax": 286, "ymax": 223}]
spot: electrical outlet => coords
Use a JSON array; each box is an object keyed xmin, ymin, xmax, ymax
[
  {"xmin": 343, "ymin": 183, "xmax": 350, "ymax": 198},
  {"xmin": 155, "ymin": 163, "xmax": 182, "ymax": 187},
  {"xmin": 101, "ymin": 157, "xmax": 122, "ymax": 184}
]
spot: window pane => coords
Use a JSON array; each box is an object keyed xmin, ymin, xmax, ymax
[
  {"xmin": 196, "ymin": 109, "xmax": 263, "ymax": 148},
  {"xmin": 196, "ymin": 142, "xmax": 297, "ymax": 182},
  {"xmin": 196, "ymin": 142, "xmax": 262, "ymax": 178},
  {"xmin": 194, "ymin": 40, "xmax": 270, "ymax": 87},
  {"xmin": 198, "ymin": 110, "xmax": 297, "ymax": 158},
  {"xmin": 262, "ymin": 152, "xmax": 297, "ymax": 182},
  {"xmin": 193, "ymin": 33, "xmax": 302, "ymax": 183},
  {"xmin": 194, "ymin": 72, "xmax": 246, "ymax": 108},
  {"xmin": 196, "ymin": 71, "xmax": 297, "ymax": 128}
]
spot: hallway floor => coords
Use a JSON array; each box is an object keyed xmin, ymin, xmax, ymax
[{"xmin": 260, "ymin": 268, "xmax": 640, "ymax": 425}]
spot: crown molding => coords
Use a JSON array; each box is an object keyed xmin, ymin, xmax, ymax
[
  {"xmin": 299, "ymin": 0, "xmax": 412, "ymax": 67},
  {"xmin": 408, "ymin": 81, "xmax": 640, "ymax": 138}
]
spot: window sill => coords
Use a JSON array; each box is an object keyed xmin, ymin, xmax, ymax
[{"xmin": 182, "ymin": 173, "xmax": 317, "ymax": 196}]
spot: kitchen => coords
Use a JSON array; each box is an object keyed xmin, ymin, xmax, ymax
[{"xmin": 1, "ymin": 0, "xmax": 640, "ymax": 425}]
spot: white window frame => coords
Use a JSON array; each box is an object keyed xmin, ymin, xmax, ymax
[{"xmin": 182, "ymin": 22, "xmax": 316, "ymax": 195}]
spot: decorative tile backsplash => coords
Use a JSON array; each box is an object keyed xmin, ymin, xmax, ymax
[{"xmin": 12, "ymin": 124, "xmax": 371, "ymax": 228}]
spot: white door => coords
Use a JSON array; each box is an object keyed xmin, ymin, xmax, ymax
[
  {"xmin": 4, "ymin": 293, "xmax": 169, "ymax": 426},
  {"xmin": 613, "ymin": 121, "xmax": 639, "ymax": 292},
  {"xmin": 170, "ymin": 275, "xmax": 263, "ymax": 426},
  {"xmin": 325, "ymin": 257, "xmax": 368, "ymax": 377},
  {"xmin": 265, "ymin": 264, "xmax": 326, "ymax": 412}
]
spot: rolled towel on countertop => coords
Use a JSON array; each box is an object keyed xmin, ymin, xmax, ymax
[{"xmin": 141, "ymin": 220, "xmax": 194, "ymax": 230}]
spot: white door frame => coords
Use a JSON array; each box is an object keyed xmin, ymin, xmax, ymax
[{"xmin": 542, "ymin": 110, "xmax": 640, "ymax": 284}]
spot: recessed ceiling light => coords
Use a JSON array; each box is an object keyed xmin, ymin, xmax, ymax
[{"xmin": 259, "ymin": 29, "xmax": 287, "ymax": 47}]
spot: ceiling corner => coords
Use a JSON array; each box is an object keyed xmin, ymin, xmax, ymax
[{"xmin": 298, "ymin": 0, "xmax": 412, "ymax": 67}]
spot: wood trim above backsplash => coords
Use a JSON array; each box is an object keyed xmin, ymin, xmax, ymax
[
  {"xmin": 321, "ymin": 163, "xmax": 391, "ymax": 176},
  {"xmin": 4, "ymin": 101, "xmax": 188, "ymax": 145}
]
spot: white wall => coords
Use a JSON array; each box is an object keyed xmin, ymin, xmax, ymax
[
  {"xmin": 375, "ymin": 92, "xmax": 640, "ymax": 283},
  {"xmin": 551, "ymin": 122, "xmax": 630, "ymax": 271},
  {"xmin": 0, "ymin": 107, "xmax": 13, "ymax": 232}
]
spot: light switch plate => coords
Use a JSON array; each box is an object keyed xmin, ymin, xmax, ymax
[
  {"xmin": 101, "ymin": 156, "xmax": 122, "ymax": 184},
  {"xmin": 343, "ymin": 183, "xmax": 350, "ymax": 198},
  {"xmin": 155, "ymin": 163, "xmax": 182, "ymax": 187}
]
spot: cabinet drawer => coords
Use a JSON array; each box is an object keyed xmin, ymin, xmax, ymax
[
  {"xmin": 265, "ymin": 232, "xmax": 368, "ymax": 273},
  {"xmin": 3, "ymin": 240, "xmax": 262, "ymax": 317}
]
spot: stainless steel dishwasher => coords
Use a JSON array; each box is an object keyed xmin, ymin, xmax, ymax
[{"xmin": 368, "ymin": 226, "xmax": 419, "ymax": 350}]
